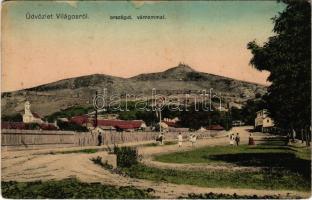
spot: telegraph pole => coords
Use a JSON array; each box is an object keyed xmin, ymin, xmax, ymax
[{"xmin": 94, "ymin": 91, "xmax": 98, "ymax": 128}]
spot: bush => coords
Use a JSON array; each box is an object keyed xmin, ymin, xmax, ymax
[
  {"xmin": 1, "ymin": 113, "xmax": 23, "ymax": 122},
  {"xmin": 114, "ymin": 146, "xmax": 138, "ymax": 168},
  {"xmin": 1, "ymin": 178, "xmax": 154, "ymax": 198},
  {"xmin": 90, "ymin": 156, "xmax": 113, "ymax": 170},
  {"xmin": 57, "ymin": 120, "xmax": 88, "ymax": 132}
]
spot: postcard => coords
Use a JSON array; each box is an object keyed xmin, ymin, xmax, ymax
[{"xmin": 1, "ymin": 0, "xmax": 311, "ymax": 199}]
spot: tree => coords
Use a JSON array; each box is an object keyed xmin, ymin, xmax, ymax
[
  {"xmin": 179, "ymin": 103, "xmax": 231, "ymax": 130},
  {"xmin": 247, "ymin": 0, "xmax": 311, "ymax": 131},
  {"xmin": 2, "ymin": 113, "xmax": 23, "ymax": 122}
]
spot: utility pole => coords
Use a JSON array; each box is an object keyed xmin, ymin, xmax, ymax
[{"xmin": 94, "ymin": 91, "xmax": 98, "ymax": 128}]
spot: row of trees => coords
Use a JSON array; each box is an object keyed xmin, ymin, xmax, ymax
[{"xmin": 247, "ymin": 0, "xmax": 311, "ymax": 141}]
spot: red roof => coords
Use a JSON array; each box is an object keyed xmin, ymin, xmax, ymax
[
  {"xmin": 1, "ymin": 122, "xmax": 57, "ymax": 130},
  {"xmin": 70, "ymin": 115, "xmax": 89, "ymax": 125},
  {"xmin": 38, "ymin": 123, "xmax": 58, "ymax": 130},
  {"xmin": 31, "ymin": 112, "xmax": 41, "ymax": 119},
  {"xmin": 70, "ymin": 116, "xmax": 144, "ymax": 130},
  {"xmin": 1, "ymin": 122, "xmax": 26, "ymax": 129},
  {"xmin": 206, "ymin": 124, "xmax": 224, "ymax": 131},
  {"xmin": 97, "ymin": 119, "xmax": 144, "ymax": 130}
]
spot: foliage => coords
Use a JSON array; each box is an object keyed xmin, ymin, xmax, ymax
[
  {"xmin": 1, "ymin": 178, "xmax": 154, "ymax": 199},
  {"xmin": 179, "ymin": 102, "xmax": 231, "ymax": 130},
  {"xmin": 57, "ymin": 120, "xmax": 88, "ymax": 132},
  {"xmin": 1, "ymin": 113, "xmax": 23, "ymax": 122},
  {"xmin": 240, "ymin": 99, "xmax": 266, "ymax": 125},
  {"xmin": 143, "ymin": 141, "xmax": 178, "ymax": 147},
  {"xmin": 44, "ymin": 106, "xmax": 93, "ymax": 123},
  {"xmin": 114, "ymin": 146, "xmax": 138, "ymax": 168},
  {"xmin": 90, "ymin": 156, "xmax": 114, "ymax": 170},
  {"xmin": 44, "ymin": 148, "xmax": 100, "ymax": 155},
  {"xmin": 122, "ymin": 163, "xmax": 309, "ymax": 191},
  {"xmin": 247, "ymin": 0, "xmax": 311, "ymax": 129}
]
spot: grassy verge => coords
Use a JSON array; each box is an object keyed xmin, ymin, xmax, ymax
[
  {"xmin": 120, "ymin": 138, "xmax": 311, "ymax": 192},
  {"xmin": 153, "ymin": 142, "xmax": 311, "ymax": 178},
  {"xmin": 142, "ymin": 141, "xmax": 178, "ymax": 147},
  {"xmin": 1, "ymin": 178, "xmax": 155, "ymax": 199},
  {"xmin": 121, "ymin": 164, "xmax": 310, "ymax": 191},
  {"xmin": 48, "ymin": 148, "xmax": 102, "ymax": 154},
  {"xmin": 179, "ymin": 192, "xmax": 281, "ymax": 199}
]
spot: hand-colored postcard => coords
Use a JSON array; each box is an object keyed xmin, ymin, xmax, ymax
[{"xmin": 1, "ymin": 0, "xmax": 311, "ymax": 199}]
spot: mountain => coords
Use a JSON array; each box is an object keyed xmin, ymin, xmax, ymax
[{"xmin": 1, "ymin": 64, "xmax": 267, "ymax": 116}]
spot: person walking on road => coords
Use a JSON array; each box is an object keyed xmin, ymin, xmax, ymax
[
  {"xmin": 97, "ymin": 132, "xmax": 102, "ymax": 146},
  {"xmin": 178, "ymin": 132, "xmax": 183, "ymax": 147},
  {"xmin": 190, "ymin": 134, "xmax": 197, "ymax": 147},
  {"xmin": 235, "ymin": 133, "xmax": 240, "ymax": 146},
  {"xmin": 229, "ymin": 133, "xmax": 235, "ymax": 146}
]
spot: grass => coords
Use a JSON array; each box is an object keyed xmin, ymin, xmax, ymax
[
  {"xmin": 122, "ymin": 164, "xmax": 310, "ymax": 191},
  {"xmin": 179, "ymin": 192, "xmax": 281, "ymax": 199},
  {"xmin": 1, "ymin": 178, "xmax": 155, "ymax": 199},
  {"xmin": 120, "ymin": 137, "xmax": 311, "ymax": 192},
  {"xmin": 154, "ymin": 139, "xmax": 311, "ymax": 177},
  {"xmin": 52, "ymin": 148, "xmax": 100, "ymax": 154},
  {"xmin": 142, "ymin": 141, "xmax": 178, "ymax": 147}
]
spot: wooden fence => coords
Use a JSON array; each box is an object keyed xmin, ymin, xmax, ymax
[{"xmin": 1, "ymin": 129, "xmax": 224, "ymax": 149}]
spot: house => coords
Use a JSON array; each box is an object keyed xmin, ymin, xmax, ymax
[
  {"xmin": 232, "ymin": 120, "xmax": 245, "ymax": 127},
  {"xmin": 97, "ymin": 120, "xmax": 146, "ymax": 132},
  {"xmin": 255, "ymin": 109, "xmax": 274, "ymax": 132},
  {"xmin": 70, "ymin": 116, "xmax": 147, "ymax": 132},
  {"xmin": 22, "ymin": 101, "xmax": 44, "ymax": 124}
]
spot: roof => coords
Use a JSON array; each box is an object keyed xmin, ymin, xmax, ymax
[
  {"xmin": 97, "ymin": 119, "xmax": 144, "ymax": 130},
  {"xmin": 206, "ymin": 124, "xmax": 224, "ymax": 131},
  {"xmin": 70, "ymin": 116, "xmax": 145, "ymax": 130},
  {"xmin": 1, "ymin": 122, "xmax": 57, "ymax": 130},
  {"xmin": 70, "ymin": 115, "xmax": 89, "ymax": 125},
  {"xmin": 31, "ymin": 112, "xmax": 41, "ymax": 119},
  {"xmin": 38, "ymin": 123, "xmax": 58, "ymax": 130},
  {"xmin": 2, "ymin": 122, "xmax": 26, "ymax": 130}
]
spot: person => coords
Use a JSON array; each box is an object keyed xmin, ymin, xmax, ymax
[
  {"xmin": 178, "ymin": 132, "xmax": 183, "ymax": 147},
  {"xmin": 97, "ymin": 132, "xmax": 102, "ymax": 146},
  {"xmin": 156, "ymin": 133, "xmax": 162, "ymax": 144},
  {"xmin": 291, "ymin": 129, "xmax": 296, "ymax": 142},
  {"xmin": 235, "ymin": 133, "xmax": 240, "ymax": 146},
  {"xmin": 248, "ymin": 133, "xmax": 255, "ymax": 145},
  {"xmin": 229, "ymin": 134, "xmax": 234, "ymax": 145},
  {"xmin": 190, "ymin": 134, "xmax": 197, "ymax": 147}
]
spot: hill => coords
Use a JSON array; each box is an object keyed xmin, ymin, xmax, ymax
[{"xmin": 1, "ymin": 64, "xmax": 267, "ymax": 116}]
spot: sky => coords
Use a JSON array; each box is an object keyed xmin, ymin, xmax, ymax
[{"xmin": 2, "ymin": 1, "xmax": 285, "ymax": 92}]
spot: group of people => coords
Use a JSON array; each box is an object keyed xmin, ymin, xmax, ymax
[
  {"xmin": 178, "ymin": 132, "xmax": 197, "ymax": 147},
  {"xmin": 229, "ymin": 133, "xmax": 240, "ymax": 146}
]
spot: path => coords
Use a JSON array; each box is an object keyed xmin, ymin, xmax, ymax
[{"xmin": 1, "ymin": 127, "xmax": 310, "ymax": 198}]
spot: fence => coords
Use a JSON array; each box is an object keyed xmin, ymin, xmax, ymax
[{"xmin": 1, "ymin": 129, "xmax": 225, "ymax": 149}]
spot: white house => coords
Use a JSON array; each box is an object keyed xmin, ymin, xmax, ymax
[
  {"xmin": 22, "ymin": 101, "xmax": 44, "ymax": 124},
  {"xmin": 255, "ymin": 109, "xmax": 274, "ymax": 132}
]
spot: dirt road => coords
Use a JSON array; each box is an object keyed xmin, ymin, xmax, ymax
[{"xmin": 1, "ymin": 127, "xmax": 310, "ymax": 198}]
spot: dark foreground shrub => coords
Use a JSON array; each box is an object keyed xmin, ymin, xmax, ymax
[
  {"xmin": 1, "ymin": 178, "xmax": 154, "ymax": 199},
  {"xmin": 114, "ymin": 146, "xmax": 138, "ymax": 168}
]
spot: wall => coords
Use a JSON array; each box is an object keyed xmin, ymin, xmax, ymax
[{"xmin": 1, "ymin": 129, "xmax": 224, "ymax": 149}]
